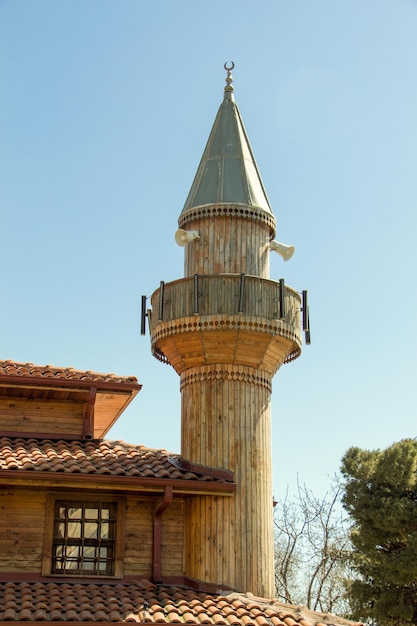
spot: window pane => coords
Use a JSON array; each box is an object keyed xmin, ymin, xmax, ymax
[
  {"xmin": 100, "ymin": 522, "xmax": 109, "ymax": 539},
  {"xmin": 101, "ymin": 508, "xmax": 110, "ymax": 520},
  {"xmin": 67, "ymin": 545, "xmax": 80, "ymax": 558},
  {"xmin": 85, "ymin": 508, "xmax": 98, "ymax": 519},
  {"xmin": 85, "ymin": 521, "xmax": 98, "ymax": 538},
  {"xmin": 68, "ymin": 507, "xmax": 82, "ymax": 519},
  {"xmin": 99, "ymin": 547, "xmax": 108, "ymax": 559},
  {"xmin": 68, "ymin": 521, "xmax": 81, "ymax": 538},
  {"xmin": 83, "ymin": 546, "xmax": 96, "ymax": 559}
]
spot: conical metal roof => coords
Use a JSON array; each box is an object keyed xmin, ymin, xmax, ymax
[{"xmin": 180, "ymin": 63, "xmax": 273, "ymax": 217}]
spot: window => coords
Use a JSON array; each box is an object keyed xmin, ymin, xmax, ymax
[{"xmin": 43, "ymin": 495, "xmax": 125, "ymax": 578}]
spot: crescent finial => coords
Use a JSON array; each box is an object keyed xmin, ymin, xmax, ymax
[{"xmin": 224, "ymin": 61, "xmax": 235, "ymax": 94}]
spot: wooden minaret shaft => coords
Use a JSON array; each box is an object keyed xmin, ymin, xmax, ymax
[
  {"xmin": 180, "ymin": 215, "xmax": 275, "ymax": 596},
  {"xmin": 181, "ymin": 365, "xmax": 273, "ymax": 596},
  {"xmin": 149, "ymin": 70, "xmax": 302, "ymax": 597},
  {"xmin": 150, "ymin": 209, "xmax": 302, "ymax": 595},
  {"xmin": 182, "ymin": 214, "xmax": 271, "ymax": 277}
]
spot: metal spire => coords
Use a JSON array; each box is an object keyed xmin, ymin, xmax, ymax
[
  {"xmin": 180, "ymin": 62, "xmax": 273, "ymax": 218},
  {"xmin": 224, "ymin": 61, "xmax": 235, "ymax": 100}
]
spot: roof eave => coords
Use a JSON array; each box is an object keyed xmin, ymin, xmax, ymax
[
  {"xmin": 0, "ymin": 374, "xmax": 141, "ymax": 394},
  {"xmin": 0, "ymin": 470, "xmax": 236, "ymax": 495}
]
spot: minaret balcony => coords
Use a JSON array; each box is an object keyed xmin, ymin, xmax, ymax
[{"xmin": 149, "ymin": 274, "xmax": 302, "ymax": 375}]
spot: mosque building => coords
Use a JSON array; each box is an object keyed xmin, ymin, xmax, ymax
[{"xmin": 0, "ymin": 65, "xmax": 359, "ymax": 626}]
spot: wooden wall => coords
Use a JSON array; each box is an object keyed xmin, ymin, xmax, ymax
[
  {"xmin": 0, "ymin": 397, "xmax": 84, "ymax": 436},
  {"xmin": 124, "ymin": 497, "xmax": 184, "ymax": 578},
  {"xmin": 183, "ymin": 215, "xmax": 271, "ymax": 278},
  {"xmin": 0, "ymin": 488, "xmax": 185, "ymax": 579},
  {"xmin": 0, "ymin": 489, "xmax": 46, "ymax": 572}
]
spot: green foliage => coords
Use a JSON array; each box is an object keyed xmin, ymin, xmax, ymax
[{"xmin": 341, "ymin": 439, "xmax": 417, "ymax": 625}]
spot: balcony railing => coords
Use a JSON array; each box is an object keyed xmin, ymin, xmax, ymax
[{"xmin": 150, "ymin": 274, "xmax": 300, "ymax": 328}]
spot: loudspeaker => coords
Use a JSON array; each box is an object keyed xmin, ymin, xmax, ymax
[
  {"xmin": 269, "ymin": 240, "xmax": 295, "ymax": 261},
  {"xmin": 175, "ymin": 229, "xmax": 200, "ymax": 246}
]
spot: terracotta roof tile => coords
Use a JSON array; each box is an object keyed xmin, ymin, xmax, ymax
[
  {"xmin": 0, "ymin": 359, "xmax": 138, "ymax": 385},
  {"xmin": 282, "ymin": 617, "xmax": 299, "ymax": 626},
  {"xmin": 196, "ymin": 611, "xmax": 214, "ymax": 623},
  {"xmin": 0, "ymin": 436, "xmax": 233, "ymax": 483},
  {"xmin": 240, "ymin": 616, "xmax": 258, "ymax": 626},
  {"xmin": 0, "ymin": 581, "xmax": 361, "ymax": 625}
]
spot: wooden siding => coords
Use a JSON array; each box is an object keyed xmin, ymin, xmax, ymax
[
  {"xmin": 183, "ymin": 216, "xmax": 271, "ymax": 277},
  {"xmin": 123, "ymin": 497, "xmax": 184, "ymax": 578},
  {"xmin": 123, "ymin": 499, "xmax": 153, "ymax": 577},
  {"xmin": 0, "ymin": 489, "xmax": 46, "ymax": 573},
  {"xmin": 0, "ymin": 488, "xmax": 185, "ymax": 579},
  {"xmin": 161, "ymin": 500, "xmax": 185, "ymax": 577},
  {"xmin": 0, "ymin": 397, "xmax": 84, "ymax": 436},
  {"xmin": 151, "ymin": 275, "xmax": 301, "ymax": 322},
  {"xmin": 181, "ymin": 366, "xmax": 274, "ymax": 596}
]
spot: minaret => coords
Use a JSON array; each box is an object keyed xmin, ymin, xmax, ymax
[{"xmin": 148, "ymin": 64, "xmax": 304, "ymax": 597}]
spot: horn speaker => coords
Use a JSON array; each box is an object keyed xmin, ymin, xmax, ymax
[
  {"xmin": 269, "ymin": 240, "xmax": 295, "ymax": 261},
  {"xmin": 175, "ymin": 229, "xmax": 200, "ymax": 247}
]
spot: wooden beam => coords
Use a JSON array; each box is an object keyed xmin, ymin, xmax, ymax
[
  {"xmin": 152, "ymin": 485, "xmax": 173, "ymax": 583},
  {"xmin": 0, "ymin": 471, "xmax": 236, "ymax": 495},
  {"xmin": 83, "ymin": 387, "xmax": 96, "ymax": 440},
  {"xmin": 0, "ymin": 375, "xmax": 141, "ymax": 394}
]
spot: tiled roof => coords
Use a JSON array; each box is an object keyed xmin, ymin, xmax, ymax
[
  {"xmin": 0, "ymin": 437, "xmax": 229, "ymax": 483},
  {"xmin": 0, "ymin": 580, "xmax": 361, "ymax": 625},
  {"xmin": 0, "ymin": 359, "xmax": 138, "ymax": 384}
]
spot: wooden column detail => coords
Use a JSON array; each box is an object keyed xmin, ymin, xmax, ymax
[
  {"xmin": 181, "ymin": 365, "xmax": 274, "ymax": 597},
  {"xmin": 82, "ymin": 387, "xmax": 96, "ymax": 440},
  {"xmin": 149, "ymin": 83, "xmax": 304, "ymax": 597},
  {"xmin": 153, "ymin": 486, "xmax": 173, "ymax": 583},
  {"xmin": 182, "ymin": 212, "xmax": 272, "ymax": 278}
]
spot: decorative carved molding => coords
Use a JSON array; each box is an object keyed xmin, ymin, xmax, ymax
[
  {"xmin": 151, "ymin": 315, "xmax": 301, "ymax": 353},
  {"xmin": 180, "ymin": 365, "xmax": 272, "ymax": 392},
  {"xmin": 179, "ymin": 203, "xmax": 276, "ymax": 238}
]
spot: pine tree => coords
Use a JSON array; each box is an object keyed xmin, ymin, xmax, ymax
[{"xmin": 341, "ymin": 439, "xmax": 417, "ymax": 625}]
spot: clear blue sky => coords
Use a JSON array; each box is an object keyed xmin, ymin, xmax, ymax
[{"xmin": 2, "ymin": 0, "xmax": 417, "ymax": 499}]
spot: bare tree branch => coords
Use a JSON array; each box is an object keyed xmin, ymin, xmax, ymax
[{"xmin": 274, "ymin": 475, "xmax": 353, "ymax": 617}]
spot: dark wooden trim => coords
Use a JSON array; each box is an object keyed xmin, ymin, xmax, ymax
[
  {"xmin": 152, "ymin": 486, "xmax": 173, "ymax": 583},
  {"xmin": 181, "ymin": 574, "xmax": 234, "ymax": 593},
  {"xmin": 0, "ymin": 374, "xmax": 141, "ymax": 394},
  {"xmin": 0, "ymin": 571, "xmax": 234, "ymax": 593},
  {"xmin": 82, "ymin": 386, "xmax": 96, "ymax": 439},
  {"xmin": 179, "ymin": 459, "xmax": 234, "ymax": 482},
  {"xmin": 0, "ymin": 620, "xmax": 187, "ymax": 626},
  {"xmin": 41, "ymin": 494, "xmax": 55, "ymax": 577},
  {"xmin": 0, "ymin": 572, "xmax": 154, "ymax": 583},
  {"xmin": 0, "ymin": 470, "xmax": 236, "ymax": 494}
]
